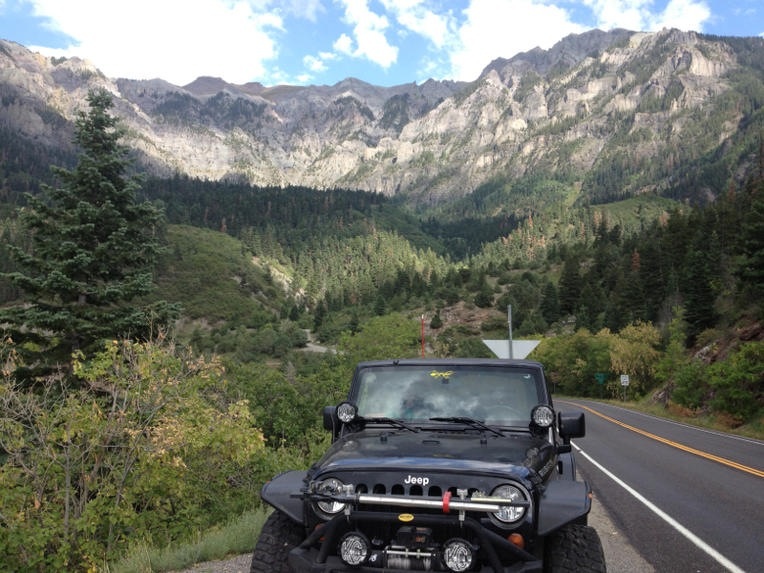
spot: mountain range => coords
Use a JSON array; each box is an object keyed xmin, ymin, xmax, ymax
[{"xmin": 1, "ymin": 28, "xmax": 763, "ymax": 208}]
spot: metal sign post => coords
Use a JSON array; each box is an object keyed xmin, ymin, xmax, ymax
[
  {"xmin": 620, "ymin": 374, "xmax": 630, "ymax": 401},
  {"xmin": 420, "ymin": 314, "xmax": 425, "ymax": 357},
  {"xmin": 595, "ymin": 372, "xmax": 606, "ymax": 398}
]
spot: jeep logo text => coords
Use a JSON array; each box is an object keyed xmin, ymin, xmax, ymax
[{"xmin": 404, "ymin": 474, "xmax": 430, "ymax": 487}]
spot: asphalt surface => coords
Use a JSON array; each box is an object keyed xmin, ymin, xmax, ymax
[
  {"xmin": 586, "ymin": 489, "xmax": 655, "ymax": 572},
  {"xmin": 560, "ymin": 399, "xmax": 764, "ymax": 573}
]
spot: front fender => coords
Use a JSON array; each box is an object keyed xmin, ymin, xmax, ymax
[
  {"xmin": 537, "ymin": 479, "xmax": 591, "ymax": 535},
  {"xmin": 261, "ymin": 470, "xmax": 308, "ymax": 524}
]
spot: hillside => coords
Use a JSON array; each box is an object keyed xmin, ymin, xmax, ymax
[
  {"xmin": 1, "ymin": 29, "xmax": 763, "ymax": 209},
  {"xmin": 0, "ymin": 25, "xmax": 761, "ymax": 385}
]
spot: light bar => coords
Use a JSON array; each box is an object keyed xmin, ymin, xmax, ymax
[{"xmin": 308, "ymin": 490, "xmax": 528, "ymax": 514}]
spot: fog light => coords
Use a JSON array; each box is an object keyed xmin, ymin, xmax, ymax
[
  {"xmin": 531, "ymin": 404, "xmax": 555, "ymax": 427},
  {"xmin": 339, "ymin": 532, "xmax": 370, "ymax": 566},
  {"xmin": 443, "ymin": 538, "xmax": 474, "ymax": 572},
  {"xmin": 337, "ymin": 401, "xmax": 358, "ymax": 423}
]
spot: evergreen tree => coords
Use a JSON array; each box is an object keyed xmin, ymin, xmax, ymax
[
  {"xmin": 539, "ymin": 280, "xmax": 560, "ymax": 324},
  {"xmin": 578, "ymin": 281, "xmax": 605, "ymax": 331},
  {"xmin": 474, "ymin": 288, "xmax": 493, "ymax": 308},
  {"xmin": 736, "ymin": 177, "xmax": 764, "ymax": 300},
  {"xmin": 638, "ymin": 238, "xmax": 667, "ymax": 323},
  {"xmin": 558, "ymin": 256, "xmax": 582, "ymax": 315},
  {"xmin": 682, "ymin": 245, "xmax": 717, "ymax": 344},
  {"xmin": 1, "ymin": 89, "xmax": 174, "ymax": 376},
  {"xmin": 373, "ymin": 294, "xmax": 387, "ymax": 316},
  {"xmin": 313, "ymin": 301, "xmax": 327, "ymax": 331}
]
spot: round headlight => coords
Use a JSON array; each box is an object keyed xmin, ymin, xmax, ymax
[
  {"xmin": 442, "ymin": 538, "xmax": 475, "ymax": 572},
  {"xmin": 489, "ymin": 484, "xmax": 528, "ymax": 524},
  {"xmin": 337, "ymin": 402, "xmax": 358, "ymax": 423},
  {"xmin": 315, "ymin": 478, "xmax": 347, "ymax": 518},
  {"xmin": 531, "ymin": 405, "xmax": 555, "ymax": 428},
  {"xmin": 338, "ymin": 532, "xmax": 370, "ymax": 566}
]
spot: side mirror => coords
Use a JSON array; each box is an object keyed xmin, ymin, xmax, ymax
[
  {"xmin": 323, "ymin": 405, "xmax": 338, "ymax": 431},
  {"xmin": 558, "ymin": 411, "xmax": 585, "ymax": 443}
]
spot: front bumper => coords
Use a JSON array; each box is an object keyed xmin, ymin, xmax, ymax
[
  {"xmin": 289, "ymin": 548, "xmax": 542, "ymax": 573},
  {"xmin": 288, "ymin": 511, "xmax": 543, "ymax": 573}
]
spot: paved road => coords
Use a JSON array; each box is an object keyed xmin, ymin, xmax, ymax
[{"xmin": 559, "ymin": 399, "xmax": 764, "ymax": 573}]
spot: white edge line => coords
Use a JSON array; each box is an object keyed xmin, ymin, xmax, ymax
[{"xmin": 572, "ymin": 442, "xmax": 746, "ymax": 573}]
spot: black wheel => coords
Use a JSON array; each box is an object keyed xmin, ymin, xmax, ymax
[
  {"xmin": 250, "ymin": 511, "xmax": 304, "ymax": 573},
  {"xmin": 544, "ymin": 524, "xmax": 606, "ymax": 572}
]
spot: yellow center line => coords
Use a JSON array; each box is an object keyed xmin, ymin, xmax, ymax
[{"xmin": 570, "ymin": 402, "xmax": 764, "ymax": 479}]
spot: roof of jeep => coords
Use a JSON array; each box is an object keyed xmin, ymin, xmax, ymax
[{"xmin": 354, "ymin": 358, "xmax": 545, "ymax": 369}]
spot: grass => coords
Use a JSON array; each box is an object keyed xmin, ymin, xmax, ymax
[
  {"xmin": 107, "ymin": 508, "xmax": 270, "ymax": 573},
  {"xmin": 598, "ymin": 397, "xmax": 764, "ymax": 441}
]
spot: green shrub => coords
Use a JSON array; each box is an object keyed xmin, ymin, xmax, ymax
[
  {"xmin": 707, "ymin": 342, "xmax": 763, "ymax": 422},
  {"xmin": 0, "ymin": 338, "xmax": 268, "ymax": 570},
  {"xmin": 670, "ymin": 359, "xmax": 709, "ymax": 410}
]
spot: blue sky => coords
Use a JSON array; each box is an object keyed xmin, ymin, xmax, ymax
[{"xmin": 1, "ymin": 0, "xmax": 762, "ymax": 87}]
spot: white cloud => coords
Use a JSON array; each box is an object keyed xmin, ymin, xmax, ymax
[
  {"xmin": 582, "ymin": 0, "xmax": 711, "ymax": 32},
  {"xmin": 304, "ymin": 54, "xmax": 328, "ymax": 72},
  {"xmin": 380, "ymin": 0, "xmax": 455, "ymax": 49},
  {"xmin": 581, "ymin": 0, "xmax": 650, "ymax": 30},
  {"xmin": 448, "ymin": 0, "xmax": 585, "ymax": 82},
  {"xmin": 648, "ymin": 0, "xmax": 711, "ymax": 31},
  {"xmin": 25, "ymin": 0, "xmax": 284, "ymax": 85},
  {"xmin": 283, "ymin": 0, "xmax": 325, "ymax": 21},
  {"xmin": 5, "ymin": 0, "xmax": 726, "ymax": 87},
  {"xmin": 333, "ymin": 32, "xmax": 355, "ymax": 54},
  {"xmin": 335, "ymin": 0, "xmax": 398, "ymax": 68}
]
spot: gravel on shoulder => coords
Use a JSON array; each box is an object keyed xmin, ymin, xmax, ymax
[{"xmin": 170, "ymin": 552, "xmax": 251, "ymax": 573}]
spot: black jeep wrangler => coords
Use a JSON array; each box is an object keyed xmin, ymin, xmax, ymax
[{"xmin": 251, "ymin": 358, "xmax": 606, "ymax": 572}]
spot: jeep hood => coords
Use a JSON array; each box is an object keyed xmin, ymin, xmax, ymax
[{"xmin": 311, "ymin": 429, "xmax": 556, "ymax": 481}]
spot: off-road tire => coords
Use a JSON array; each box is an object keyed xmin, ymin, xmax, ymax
[
  {"xmin": 250, "ymin": 511, "xmax": 303, "ymax": 573},
  {"xmin": 544, "ymin": 524, "xmax": 606, "ymax": 572}
]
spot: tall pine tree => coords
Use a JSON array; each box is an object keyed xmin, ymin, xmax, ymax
[
  {"xmin": 736, "ymin": 175, "xmax": 764, "ymax": 301},
  {"xmin": 557, "ymin": 256, "xmax": 582, "ymax": 316},
  {"xmin": 2, "ymin": 89, "xmax": 175, "ymax": 378}
]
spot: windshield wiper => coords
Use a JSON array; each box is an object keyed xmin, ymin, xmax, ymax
[
  {"xmin": 361, "ymin": 417, "xmax": 420, "ymax": 432},
  {"xmin": 429, "ymin": 416, "xmax": 505, "ymax": 437}
]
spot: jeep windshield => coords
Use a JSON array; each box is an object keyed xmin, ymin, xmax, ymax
[{"xmin": 350, "ymin": 364, "xmax": 543, "ymax": 428}]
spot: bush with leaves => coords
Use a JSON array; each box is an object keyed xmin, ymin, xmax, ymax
[
  {"xmin": 338, "ymin": 312, "xmax": 423, "ymax": 362},
  {"xmin": 668, "ymin": 358, "xmax": 709, "ymax": 410},
  {"xmin": 533, "ymin": 328, "xmax": 612, "ymax": 396},
  {"xmin": 707, "ymin": 341, "xmax": 763, "ymax": 423},
  {"xmin": 608, "ymin": 321, "xmax": 661, "ymax": 396},
  {"xmin": 0, "ymin": 337, "xmax": 267, "ymax": 571}
]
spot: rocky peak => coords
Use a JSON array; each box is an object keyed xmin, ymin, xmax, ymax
[{"xmin": 1, "ymin": 29, "xmax": 761, "ymax": 205}]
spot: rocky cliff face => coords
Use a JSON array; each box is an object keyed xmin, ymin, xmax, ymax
[{"xmin": 1, "ymin": 29, "xmax": 762, "ymax": 204}]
